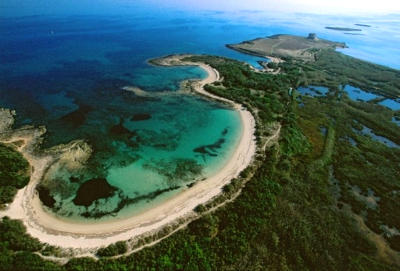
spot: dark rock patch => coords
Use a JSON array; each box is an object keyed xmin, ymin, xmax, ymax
[
  {"xmin": 109, "ymin": 118, "xmax": 137, "ymax": 138},
  {"xmin": 143, "ymin": 158, "xmax": 202, "ymax": 183},
  {"xmin": 37, "ymin": 186, "xmax": 56, "ymax": 208},
  {"xmin": 60, "ymin": 103, "xmax": 93, "ymax": 127},
  {"xmin": 131, "ymin": 113, "xmax": 151, "ymax": 121},
  {"xmin": 194, "ymin": 138, "xmax": 225, "ymax": 157},
  {"xmin": 73, "ymin": 178, "xmax": 117, "ymax": 207},
  {"xmin": 69, "ymin": 176, "xmax": 80, "ymax": 183},
  {"xmin": 81, "ymin": 186, "xmax": 180, "ymax": 219}
]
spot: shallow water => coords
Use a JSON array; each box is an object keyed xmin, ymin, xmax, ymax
[
  {"xmin": 354, "ymin": 125, "xmax": 399, "ymax": 148},
  {"xmin": 393, "ymin": 117, "xmax": 400, "ymax": 127},
  {"xmin": 379, "ymin": 99, "xmax": 400, "ymax": 111},
  {"xmin": 297, "ymin": 85, "xmax": 329, "ymax": 97},
  {"xmin": 343, "ymin": 85, "xmax": 380, "ymax": 101}
]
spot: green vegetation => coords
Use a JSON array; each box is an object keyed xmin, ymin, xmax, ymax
[
  {"xmin": 1, "ymin": 48, "xmax": 400, "ymax": 270},
  {"xmin": 97, "ymin": 241, "xmax": 128, "ymax": 257},
  {"xmin": 0, "ymin": 143, "xmax": 30, "ymax": 205},
  {"xmin": 0, "ymin": 217, "xmax": 61, "ymax": 271},
  {"xmin": 304, "ymin": 49, "xmax": 400, "ymax": 97}
]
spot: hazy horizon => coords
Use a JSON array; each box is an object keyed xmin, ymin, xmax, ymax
[{"xmin": 1, "ymin": 0, "xmax": 400, "ymax": 18}]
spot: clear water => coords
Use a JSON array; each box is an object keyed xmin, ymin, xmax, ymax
[
  {"xmin": 348, "ymin": 137, "xmax": 357, "ymax": 146},
  {"xmin": 343, "ymin": 85, "xmax": 380, "ymax": 101},
  {"xmin": 297, "ymin": 85, "xmax": 329, "ymax": 97},
  {"xmin": 354, "ymin": 125, "xmax": 399, "ymax": 148},
  {"xmin": 1, "ymin": 10, "xmax": 399, "ymax": 221},
  {"xmin": 393, "ymin": 117, "xmax": 400, "ymax": 127},
  {"xmin": 379, "ymin": 99, "xmax": 400, "ymax": 110}
]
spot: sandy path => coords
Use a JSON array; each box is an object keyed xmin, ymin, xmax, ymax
[{"xmin": 0, "ymin": 55, "xmax": 256, "ymax": 251}]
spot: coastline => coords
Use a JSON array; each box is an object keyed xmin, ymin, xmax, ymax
[{"xmin": 0, "ymin": 55, "xmax": 256, "ymax": 251}]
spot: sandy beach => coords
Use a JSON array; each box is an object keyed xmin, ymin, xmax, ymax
[{"xmin": 0, "ymin": 55, "xmax": 256, "ymax": 250}]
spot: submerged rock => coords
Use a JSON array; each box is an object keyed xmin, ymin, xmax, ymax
[
  {"xmin": 81, "ymin": 186, "xmax": 180, "ymax": 218},
  {"xmin": 73, "ymin": 178, "xmax": 117, "ymax": 207},
  {"xmin": 131, "ymin": 113, "xmax": 151, "ymax": 121},
  {"xmin": 110, "ymin": 118, "xmax": 137, "ymax": 137},
  {"xmin": 60, "ymin": 104, "xmax": 93, "ymax": 127},
  {"xmin": 193, "ymin": 138, "xmax": 225, "ymax": 157},
  {"xmin": 37, "ymin": 186, "xmax": 56, "ymax": 208}
]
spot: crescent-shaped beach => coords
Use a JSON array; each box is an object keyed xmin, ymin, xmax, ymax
[{"xmin": 0, "ymin": 55, "xmax": 256, "ymax": 250}]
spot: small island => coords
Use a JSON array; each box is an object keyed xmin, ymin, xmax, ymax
[
  {"xmin": 355, "ymin": 23, "xmax": 371, "ymax": 27},
  {"xmin": 325, "ymin": 26, "xmax": 362, "ymax": 31},
  {"xmin": 227, "ymin": 33, "xmax": 346, "ymax": 61}
]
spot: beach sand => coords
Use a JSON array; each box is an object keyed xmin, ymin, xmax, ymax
[{"xmin": 0, "ymin": 55, "xmax": 256, "ymax": 250}]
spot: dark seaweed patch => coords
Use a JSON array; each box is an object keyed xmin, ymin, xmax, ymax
[
  {"xmin": 134, "ymin": 129, "xmax": 179, "ymax": 151},
  {"xmin": 69, "ymin": 176, "xmax": 80, "ymax": 183},
  {"xmin": 131, "ymin": 113, "xmax": 152, "ymax": 121},
  {"xmin": 73, "ymin": 178, "xmax": 117, "ymax": 207},
  {"xmin": 143, "ymin": 158, "xmax": 203, "ymax": 183},
  {"xmin": 37, "ymin": 185, "xmax": 56, "ymax": 208},
  {"xmin": 193, "ymin": 138, "xmax": 225, "ymax": 157},
  {"xmin": 109, "ymin": 118, "xmax": 137, "ymax": 138},
  {"xmin": 81, "ymin": 186, "xmax": 180, "ymax": 219},
  {"xmin": 222, "ymin": 128, "xmax": 228, "ymax": 136},
  {"xmin": 60, "ymin": 103, "xmax": 92, "ymax": 127},
  {"xmin": 92, "ymin": 78, "xmax": 131, "ymax": 96}
]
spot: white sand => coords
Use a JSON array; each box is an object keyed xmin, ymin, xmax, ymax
[{"xmin": 0, "ymin": 55, "xmax": 256, "ymax": 250}]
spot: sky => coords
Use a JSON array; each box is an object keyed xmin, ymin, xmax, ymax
[
  {"xmin": 150, "ymin": 0, "xmax": 400, "ymax": 15},
  {"xmin": 1, "ymin": 0, "xmax": 400, "ymax": 17}
]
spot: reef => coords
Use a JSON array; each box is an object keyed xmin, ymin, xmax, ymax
[
  {"xmin": 194, "ymin": 138, "xmax": 225, "ymax": 157},
  {"xmin": 81, "ymin": 186, "xmax": 180, "ymax": 219},
  {"xmin": 109, "ymin": 118, "xmax": 137, "ymax": 138},
  {"xmin": 73, "ymin": 178, "xmax": 117, "ymax": 207},
  {"xmin": 143, "ymin": 158, "xmax": 203, "ymax": 184},
  {"xmin": 60, "ymin": 103, "xmax": 93, "ymax": 127},
  {"xmin": 36, "ymin": 186, "xmax": 56, "ymax": 208},
  {"xmin": 131, "ymin": 113, "xmax": 152, "ymax": 121}
]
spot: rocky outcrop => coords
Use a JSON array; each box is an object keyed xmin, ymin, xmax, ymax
[{"xmin": 0, "ymin": 108, "xmax": 15, "ymax": 132}]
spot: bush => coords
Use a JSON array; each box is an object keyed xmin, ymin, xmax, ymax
[{"xmin": 96, "ymin": 241, "xmax": 128, "ymax": 257}]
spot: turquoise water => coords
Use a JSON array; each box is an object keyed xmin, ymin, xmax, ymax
[
  {"xmin": 343, "ymin": 85, "xmax": 380, "ymax": 101},
  {"xmin": 42, "ymin": 94, "xmax": 242, "ymax": 220}
]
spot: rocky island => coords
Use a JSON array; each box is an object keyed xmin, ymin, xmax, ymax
[{"xmin": 227, "ymin": 33, "xmax": 346, "ymax": 61}]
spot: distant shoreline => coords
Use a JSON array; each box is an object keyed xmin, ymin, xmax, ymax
[{"xmin": 0, "ymin": 55, "xmax": 256, "ymax": 252}]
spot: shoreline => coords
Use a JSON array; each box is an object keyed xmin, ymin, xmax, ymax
[{"xmin": 0, "ymin": 55, "xmax": 256, "ymax": 251}]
